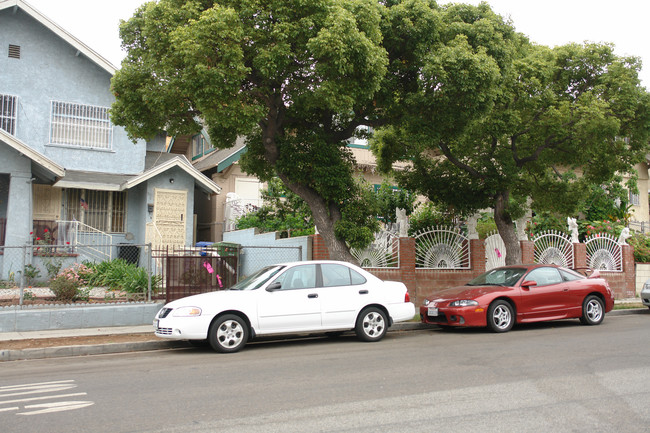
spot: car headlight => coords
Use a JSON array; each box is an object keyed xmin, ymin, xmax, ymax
[
  {"xmin": 172, "ymin": 306, "xmax": 202, "ymax": 317},
  {"xmin": 449, "ymin": 300, "xmax": 479, "ymax": 307},
  {"xmin": 423, "ymin": 299, "xmax": 431, "ymax": 306}
]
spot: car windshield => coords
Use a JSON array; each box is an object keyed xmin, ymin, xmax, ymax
[
  {"xmin": 228, "ymin": 266, "xmax": 285, "ymax": 291},
  {"xmin": 466, "ymin": 267, "xmax": 527, "ymax": 287}
]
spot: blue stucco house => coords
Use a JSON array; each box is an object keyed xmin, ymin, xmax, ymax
[{"xmin": 0, "ymin": 0, "xmax": 221, "ymax": 278}]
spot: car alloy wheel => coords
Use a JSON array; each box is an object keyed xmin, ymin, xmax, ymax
[
  {"xmin": 487, "ymin": 300, "xmax": 514, "ymax": 333},
  {"xmin": 580, "ymin": 295, "xmax": 604, "ymax": 326},
  {"xmin": 355, "ymin": 307, "xmax": 388, "ymax": 342},
  {"xmin": 208, "ymin": 314, "xmax": 249, "ymax": 353}
]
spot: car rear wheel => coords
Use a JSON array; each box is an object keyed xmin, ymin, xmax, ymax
[
  {"xmin": 355, "ymin": 307, "xmax": 388, "ymax": 342},
  {"xmin": 208, "ymin": 314, "xmax": 249, "ymax": 353},
  {"xmin": 579, "ymin": 295, "xmax": 604, "ymax": 326},
  {"xmin": 487, "ymin": 300, "xmax": 514, "ymax": 333}
]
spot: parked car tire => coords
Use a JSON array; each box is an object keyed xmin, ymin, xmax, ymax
[
  {"xmin": 355, "ymin": 307, "xmax": 388, "ymax": 342},
  {"xmin": 208, "ymin": 314, "xmax": 249, "ymax": 353},
  {"xmin": 487, "ymin": 300, "xmax": 514, "ymax": 333},
  {"xmin": 579, "ymin": 295, "xmax": 604, "ymax": 326}
]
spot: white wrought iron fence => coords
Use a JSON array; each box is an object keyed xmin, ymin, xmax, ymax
[
  {"xmin": 485, "ymin": 231, "xmax": 506, "ymax": 270},
  {"xmin": 351, "ymin": 226, "xmax": 400, "ymax": 269},
  {"xmin": 413, "ymin": 226, "xmax": 470, "ymax": 269},
  {"xmin": 532, "ymin": 230, "xmax": 574, "ymax": 268},
  {"xmin": 584, "ymin": 233, "xmax": 622, "ymax": 271}
]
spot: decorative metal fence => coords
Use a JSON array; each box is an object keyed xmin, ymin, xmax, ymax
[
  {"xmin": 485, "ymin": 231, "xmax": 505, "ymax": 270},
  {"xmin": 151, "ymin": 246, "xmax": 238, "ymax": 303},
  {"xmin": 532, "ymin": 230, "xmax": 574, "ymax": 268},
  {"xmin": 584, "ymin": 234, "xmax": 622, "ymax": 271},
  {"xmin": 351, "ymin": 227, "xmax": 400, "ymax": 269},
  {"xmin": 413, "ymin": 226, "xmax": 470, "ymax": 269}
]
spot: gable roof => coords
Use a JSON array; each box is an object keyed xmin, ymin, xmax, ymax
[
  {"xmin": 125, "ymin": 152, "xmax": 222, "ymax": 194},
  {"xmin": 0, "ymin": 0, "xmax": 117, "ymax": 75},
  {"xmin": 0, "ymin": 129, "xmax": 65, "ymax": 182},
  {"xmin": 54, "ymin": 152, "xmax": 221, "ymax": 195},
  {"xmin": 192, "ymin": 136, "xmax": 247, "ymax": 174}
]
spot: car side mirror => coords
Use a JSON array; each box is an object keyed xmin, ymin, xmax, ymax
[
  {"xmin": 521, "ymin": 280, "xmax": 537, "ymax": 288},
  {"xmin": 266, "ymin": 281, "xmax": 282, "ymax": 292}
]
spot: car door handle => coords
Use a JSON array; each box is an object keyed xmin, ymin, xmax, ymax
[
  {"xmin": 308, "ymin": 293, "xmax": 318, "ymax": 299},
  {"xmin": 359, "ymin": 290, "xmax": 368, "ymax": 295}
]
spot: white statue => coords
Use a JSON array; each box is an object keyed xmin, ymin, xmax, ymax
[
  {"xmin": 567, "ymin": 217, "xmax": 579, "ymax": 243},
  {"xmin": 618, "ymin": 227, "xmax": 631, "ymax": 245},
  {"xmin": 396, "ymin": 208, "xmax": 409, "ymax": 237},
  {"xmin": 466, "ymin": 213, "xmax": 479, "ymax": 240}
]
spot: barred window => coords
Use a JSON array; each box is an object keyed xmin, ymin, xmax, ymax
[
  {"xmin": 629, "ymin": 190, "xmax": 640, "ymax": 206},
  {"xmin": 1, "ymin": 94, "xmax": 17, "ymax": 135},
  {"xmin": 50, "ymin": 101, "xmax": 112, "ymax": 149},
  {"xmin": 65, "ymin": 189, "xmax": 126, "ymax": 233}
]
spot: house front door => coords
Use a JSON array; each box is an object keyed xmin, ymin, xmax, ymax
[{"xmin": 149, "ymin": 188, "xmax": 187, "ymax": 248}]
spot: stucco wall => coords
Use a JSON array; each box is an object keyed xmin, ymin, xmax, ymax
[{"xmin": 0, "ymin": 8, "xmax": 145, "ymax": 174}]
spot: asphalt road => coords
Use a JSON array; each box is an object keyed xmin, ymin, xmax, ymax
[{"xmin": 1, "ymin": 313, "xmax": 649, "ymax": 433}]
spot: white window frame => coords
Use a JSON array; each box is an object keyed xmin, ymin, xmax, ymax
[
  {"xmin": 50, "ymin": 100, "xmax": 113, "ymax": 150},
  {"xmin": 0, "ymin": 93, "xmax": 17, "ymax": 135},
  {"xmin": 629, "ymin": 189, "xmax": 640, "ymax": 206}
]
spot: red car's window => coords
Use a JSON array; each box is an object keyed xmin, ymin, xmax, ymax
[
  {"xmin": 525, "ymin": 267, "xmax": 563, "ymax": 286},
  {"xmin": 560, "ymin": 269, "xmax": 584, "ymax": 281}
]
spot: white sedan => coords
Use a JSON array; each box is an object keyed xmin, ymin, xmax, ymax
[{"xmin": 154, "ymin": 260, "xmax": 415, "ymax": 353}]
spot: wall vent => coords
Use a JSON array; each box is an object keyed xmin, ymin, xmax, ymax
[{"xmin": 8, "ymin": 44, "xmax": 20, "ymax": 59}]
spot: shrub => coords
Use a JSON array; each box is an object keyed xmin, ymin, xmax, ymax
[
  {"xmin": 83, "ymin": 259, "xmax": 160, "ymax": 294},
  {"xmin": 49, "ymin": 264, "xmax": 90, "ymax": 302},
  {"xmin": 628, "ymin": 234, "xmax": 650, "ymax": 263}
]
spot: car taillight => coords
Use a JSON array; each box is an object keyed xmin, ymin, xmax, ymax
[{"xmin": 404, "ymin": 291, "xmax": 411, "ymax": 303}]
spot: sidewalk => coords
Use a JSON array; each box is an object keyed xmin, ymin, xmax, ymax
[{"xmin": 1, "ymin": 306, "xmax": 647, "ymax": 362}]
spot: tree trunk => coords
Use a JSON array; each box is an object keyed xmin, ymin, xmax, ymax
[
  {"xmin": 277, "ymin": 173, "xmax": 358, "ymax": 264},
  {"xmin": 493, "ymin": 190, "xmax": 522, "ymax": 265}
]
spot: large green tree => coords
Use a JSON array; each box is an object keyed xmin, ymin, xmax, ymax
[
  {"xmin": 373, "ymin": 2, "xmax": 650, "ymax": 264},
  {"xmin": 111, "ymin": 0, "xmax": 389, "ymax": 262}
]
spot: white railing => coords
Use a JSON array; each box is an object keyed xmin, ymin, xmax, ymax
[
  {"xmin": 413, "ymin": 225, "xmax": 470, "ymax": 269},
  {"xmin": 532, "ymin": 230, "xmax": 574, "ymax": 268},
  {"xmin": 57, "ymin": 220, "xmax": 112, "ymax": 262}
]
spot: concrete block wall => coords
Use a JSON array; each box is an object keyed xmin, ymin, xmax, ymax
[{"xmin": 635, "ymin": 263, "xmax": 650, "ymax": 295}]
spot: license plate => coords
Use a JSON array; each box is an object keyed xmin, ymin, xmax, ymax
[
  {"xmin": 153, "ymin": 319, "xmax": 159, "ymax": 330},
  {"xmin": 428, "ymin": 307, "xmax": 438, "ymax": 316}
]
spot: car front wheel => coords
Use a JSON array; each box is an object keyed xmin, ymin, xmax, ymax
[
  {"xmin": 487, "ymin": 300, "xmax": 514, "ymax": 333},
  {"xmin": 579, "ymin": 295, "xmax": 604, "ymax": 326},
  {"xmin": 355, "ymin": 307, "xmax": 388, "ymax": 342},
  {"xmin": 208, "ymin": 314, "xmax": 249, "ymax": 353}
]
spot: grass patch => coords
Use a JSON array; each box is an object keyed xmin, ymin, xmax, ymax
[{"xmin": 613, "ymin": 302, "xmax": 646, "ymax": 310}]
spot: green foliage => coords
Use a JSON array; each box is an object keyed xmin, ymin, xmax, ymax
[
  {"xmin": 372, "ymin": 2, "xmax": 650, "ymax": 264},
  {"xmin": 578, "ymin": 178, "xmax": 634, "ymax": 223},
  {"xmin": 476, "ymin": 213, "xmax": 497, "ymax": 239},
  {"xmin": 628, "ymin": 234, "xmax": 650, "ymax": 263},
  {"xmin": 407, "ymin": 202, "xmax": 457, "ymax": 236},
  {"xmin": 21, "ymin": 264, "xmax": 41, "ymax": 286},
  {"xmin": 236, "ymin": 178, "xmax": 315, "ymax": 238},
  {"xmin": 524, "ymin": 212, "xmax": 567, "ymax": 238},
  {"xmin": 374, "ymin": 180, "xmax": 417, "ymax": 223},
  {"xmin": 112, "ymin": 0, "xmax": 390, "ymax": 260},
  {"xmin": 83, "ymin": 259, "xmax": 161, "ymax": 294},
  {"xmin": 581, "ymin": 220, "xmax": 625, "ymax": 239}
]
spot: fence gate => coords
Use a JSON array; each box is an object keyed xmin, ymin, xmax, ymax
[
  {"xmin": 413, "ymin": 226, "xmax": 470, "ymax": 269},
  {"xmin": 485, "ymin": 231, "xmax": 506, "ymax": 270},
  {"xmin": 153, "ymin": 246, "xmax": 238, "ymax": 303}
]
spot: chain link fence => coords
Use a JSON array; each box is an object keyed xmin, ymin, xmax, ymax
[{"xmin": 0, "ymin": 243, "xmax": 154, "ymax": 306}]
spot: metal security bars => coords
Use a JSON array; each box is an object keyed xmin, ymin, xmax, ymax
[
  {"xmin": 0, "ymin": 94, "xmax": 17, "ymax": 135},
  {"xmin": 64, "ymin": 189, "xmax": 126, "ymax": 233},
  {"xmin": 50, "ymin": 101, "xmax": 112, "ymax": 149}
]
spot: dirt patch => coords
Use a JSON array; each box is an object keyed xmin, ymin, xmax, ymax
[{"xmin": 1, "ymin": 333, "xmax": 165, "ymax": 351}]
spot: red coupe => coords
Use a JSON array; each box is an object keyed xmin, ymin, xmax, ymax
[{"xmin": 420, "ymin": 264, "xmax": 615, "ymax": 332}]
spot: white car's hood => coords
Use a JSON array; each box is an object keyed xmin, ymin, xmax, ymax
[{"xmin": 165, "ymin": 290, "xmax": 250, "ymax": 309}]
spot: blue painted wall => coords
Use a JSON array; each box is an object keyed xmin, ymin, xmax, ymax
[{"xmin": 0, "ymin": 8, "xmax": 146, "ymax": 174}]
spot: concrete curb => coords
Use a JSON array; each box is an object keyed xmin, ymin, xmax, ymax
[{"xmin": 1, "ymin": 308, "xmax": 646, "ymax": 362}]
